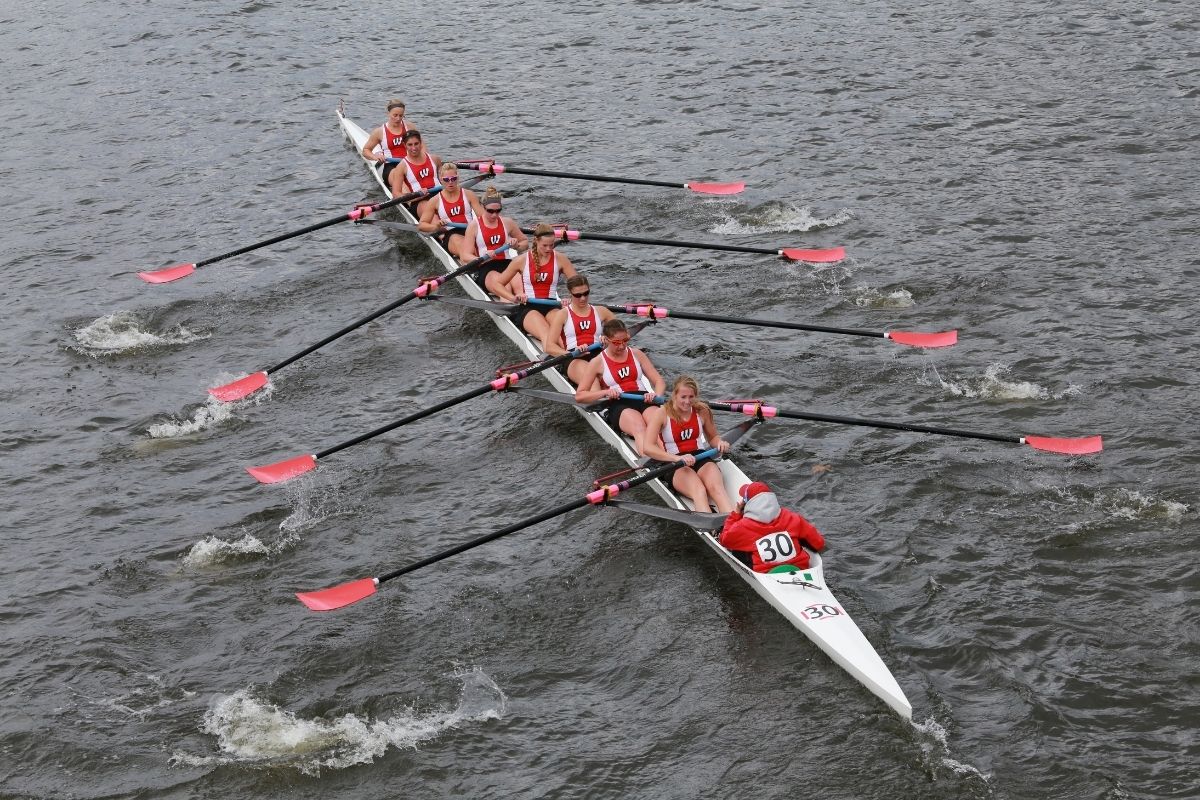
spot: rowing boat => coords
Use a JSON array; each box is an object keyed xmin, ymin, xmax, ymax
[{"xmin": 337, "ymin": 107, "xmax": 913, "ymax": 719}]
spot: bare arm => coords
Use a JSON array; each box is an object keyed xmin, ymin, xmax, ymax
[
  {"xmin": 633, "ymin": 348, "xmax": 666, "ymax": 397},
  {"xmin": 458, "ymin": 221, "xmax": 480, "ymax": 263},
  {"xmin": 637, "ymin": 406, "xmax": 675, "ymax": 461},
  {"xmin": 418, "ymin": 198, "xmax": 443, "ymax": 233},
  {"xmin": 556, "ymin": 251, "xmax": 578, "ymax": 280},
  {"xmin": 361, "ymin": 128, "xmax": 384, "ymax": 162},
  {"xmin": 542, "ymin": 308, "xmax": 569, "ymax": 356},
  {"xmin": 699, "ymin": 406, "xmax": 729, "ymax": 453},
  {"xmin": 506, "ymin": 219, "xmax": 529, "ymax": 253}
]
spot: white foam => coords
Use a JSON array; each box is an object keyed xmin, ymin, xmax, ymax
[
  {"xmin": 147, "ymin": 397, "xmax": 239, "ymax": 438},
  {"xmin": 923, "ymin": 362, "xmax": 1077, "ymax": 401},
  {"xmin": 71, "ymin": 310, "xmax": 207, "ymax": 355},
  {"xmin": 172, "ymin": 669, "xmax": 505, "ymax": 775},
  {"xmin": 853, "ymin": 286, "xmax": 915, "ymax": 309},
  {"xmin": 911, "ymin": 716, "xmax": 993, "ymax": 786},
  {"xmin": 708, "ymin": 204, "xmax": 853, "ymax": 235},
  {"xmin": 183, "ymin": 534, "xmax": 272, "ymax": 567}
]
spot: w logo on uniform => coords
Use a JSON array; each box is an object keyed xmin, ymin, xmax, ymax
[
  {"xmin": 488, "ymin": 235, "xmax": 501, "ymax": 245},
  {"xmin": 449, "ymin": 204, "xmax": 462, "ymax": 215},
  {"xmin": 536, "ymin": 272, "xmax": 549, "ymax": 283},
  {"xmin": 580, "ymin": 321, "xmax": 592, "ymax": 330},
  {"xmin": 617, "ymin": 366, "xmax": 631, "ymax": 379},
  {"xmin": 419, "ymin": 167, "xmax": 431, "ymax": 178},
  {"xmin": 679, "ymin": 429, "xmax": 695, "ymax": 440},
  {"xmin": 390, "ymin": 136, "xmax": 402, "ymax": 146}
]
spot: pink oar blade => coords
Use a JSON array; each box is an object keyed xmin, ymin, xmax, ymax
[
  {"xmin": 209, "ymin": 371, "xmax": 269, "ymax": 402},
  {"xmin": 885, "ymin": 330, "xmax": 959, "ymax": 348},
  {"xmin": 686, "ymin": 181, "xmax": 745, "ymax": 195},
  {"xmin": 138, "ymin": 263, "xmax": 196, "ymax": 283},
  {"xmin": 780, "ymin": 247, "xmax": 846, "ymax": 263},
  {"xmin": 246, "ymin": 453, "xmax": 317, "ymax": 484},
  {"xmin": 1024, "ymin": 435, "xmax": 1104, "ymax": 455},
  {"xmin": 296, "ymin": 577, "xmax": 379, "ymax": 611}
]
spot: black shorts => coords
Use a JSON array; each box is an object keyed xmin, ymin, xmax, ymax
[
  {"xmin": 471, "ymin": 258, "xmax": 510, "ymax": 288},
  {"xmin": 510, "ymin": 304, "xmax": 541, "ymax": 332},
  {"xmin": 603, "ymin": 397, "xmax": 652, "ymax": 434},
  {"xmin": 381, "ymin": 161, "xmax": 398, "ymax": 185}
]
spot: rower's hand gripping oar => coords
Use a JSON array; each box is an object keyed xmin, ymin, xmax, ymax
[
  {"xmin": 209, "ymin": 248, "xmax": 509, "ymax": 402},
  {"xmin": 295, "ymin": 419, "xmax": 759, "ymax": 611},
  {"xmin": 246, "ymin": 342, "xmax": 607, "ymax": 483},
  {"xmin": 521, "ymin": 298, "xmax": 956, "ymax": 349},
  {"xmin": 137, "ymin": 186, "xmax": 444, "ymax": 284},
  {"xmin": 449, "ymin": 159, "xmax": 744, "ymax": 196}
]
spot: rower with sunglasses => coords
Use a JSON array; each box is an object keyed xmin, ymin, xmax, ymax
[
  {"xmin": 459, "ymin": 187, "xmax": 528, "ymax": 286},
  {"xmin": 486, "ymin": 223, "xmax": 579, "ymax": 342},
  {"xmin": 418, "ymin": 162, "xmax": 483, "ymax": 258},
  {"xmin": 574, "ymin": 318, "xmax": 667, "ymax": 440},
  {"xmin": 542, "ymin": 274, "xmax": 616, "ymax": 386}
]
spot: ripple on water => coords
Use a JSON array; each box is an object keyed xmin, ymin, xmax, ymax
[{"xmin": 69, "ymin": 310, "xmax": 208, "ymax": 357}]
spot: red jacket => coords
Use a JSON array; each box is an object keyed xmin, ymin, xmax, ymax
[{"xmin": 719, "ymin": 490, "xmax": 825, "ymax": 573}]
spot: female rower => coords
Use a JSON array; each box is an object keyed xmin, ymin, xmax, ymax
[
  {"xmin": 488, "ymin": 223, "xmax": 578, "ymax": 341},
  {"xmin": 459, "ymin": 187, "xmax": 528, "ymax": 286},
  {"xmin": 638, "ymin": 375, "xmax": 734, "ymax": 513},
  {"xmin": 542, "ymin": 274, "xmax": 615, "ymax": 386},
  {"xmin": 361, "ymin": 98, "xmax": 412, "ymax": 198},
  {"xmin": 395, "ymin": 129, "xmax": 442, "ymax": 217},
  {"xmin": 418, "ymin": 162, "xmax": 482, "ymax": 257},
  {"xmin": 575, "ymin": 318, "xmax": 666, "ymax": 439}
]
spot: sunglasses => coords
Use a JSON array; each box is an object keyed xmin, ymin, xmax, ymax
[
  {"xmin": 442, "ymin": 175, "xmax": 458, "ymax": 183},
  {"xmin": 483, "ymin": 205, "xmax": 502, "ymax": 213},
  {"xmin": 607, "ymin": 337, "xmax": 630, "ymax": 346},
  {"xmin": 571, "ymin": 290, "xmax": 590, "ymax": 298}
]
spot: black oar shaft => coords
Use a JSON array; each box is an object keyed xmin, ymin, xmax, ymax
[
  {"xmin": 314, "ymin": 346, "xmax": 594, "ymax": 460},
  {"xmin": 263, "ymin": 255, "xmax": 492, "ymax": 375},
  {"xmin": 607, "ymin": 305, "xmax": 885, "ymax": 339},
  {"xmin": 571, "ymin": 230, "xmax": 775, "ymax": 255},
  {"xmin": 376, "ymin": 444, "xmax": 727, "ymax": 585},
  {"xmin": 196, "ymin": 190, "xmax": 427, "ymax": 268},
  {"xmin": 715, "ymin": 403, "xmax": 1020, "ymax": 445},
  {"xmin": 496, "ymin": 165, "xmax": 681, "ymax": 189}
]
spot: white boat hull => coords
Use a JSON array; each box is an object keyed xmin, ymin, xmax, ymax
[{"xmin": 338, "ymin": 110, "xmax": 911, "ymax": 719}]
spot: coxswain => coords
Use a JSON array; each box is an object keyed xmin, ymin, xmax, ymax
[
  {"xmin": 459, "ymin": 187, "xmax": 528, "ymax": 286},
  {"xmin": 360, "ymin": 99, "xmax": 413, "ymax": 198},
  {"xmin": 638, "ymin": 375, "xmax": 734, "ymax": 513},
  {"xmin": 487, "ymin": 223, "xmax": 578, "ymax": 341},
  {"xmin": 395, "ymin": 129, "xmax": 442, "ymax": 217},
  {"xmin": 718, "ymin": 481, "xmax": 826, "ymax": 573},
  {"xmin": 574, "ymin": 318, "xmax": 666, "ymax": 439},
  {"xmin": 542, "ymin": 274, "xmax": 615, "ymax": 386},
  {"xmin": 418, "ymin": 162, "xmax": 482, "ymax": 257}
]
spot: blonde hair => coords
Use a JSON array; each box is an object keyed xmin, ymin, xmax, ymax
[
  {"xmin": 438, "ymin": 162, "xmax": 459, "ymax": 177},
  {"xmin": 665, "ymin": 375, "xmax": 709, "ymax": 422},
  {"xmin": 530, "ymin": 223, "xmax": 555, "ymax": 266},
  {"xmin": 481, "ymin": 186, "xmax": 503, "ymax": 207}
]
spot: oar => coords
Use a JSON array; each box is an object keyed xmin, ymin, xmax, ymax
[
  {"xmin": 441, "ymin": 222, "xmax": 841, "ymax": 263},
  {"xmin": 522, "ymin": 298, "xmax": 956, "ymax": 348},
  {"xmin": 690, "ymin": 397, "xmax": 1102, "ymax": 455},
  {"xmin": 209, "ymin": 249, "xmax": 507, "ymax": 402},
  {"xmin": 137, "ymin": 187, "xmax": 442, "ymax": 284},
  {"xmin": 246, "ymin": 343, "xmax": 605, "ymax": 483},
  {"xmin": 450, "ymin": 159, "xmax": 744, "ymax": 195},
  {"xmin": 605, "ymin": 500, "xmax": 729, "ymax": 531},
  {"xmin": 295, "ymin": 420, "xmax": 758, "ymax": 611}
]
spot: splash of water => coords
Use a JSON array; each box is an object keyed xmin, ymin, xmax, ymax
[
  {"xmin": 146, "ymin": 397, "xmax": 239, "ymax": 438},
  {"xmin": 171, "ymin": 668, "xmax": 506, "ymax": 775},
  {"xmin": 71, "ymin": 310, "xmax": 207, "ymax": 356},
  {"xmin": 853, "ymin": 285, "xmax": 915, "ymax": 309},
  {"xmin": 709, "ymin": 203, "xmax": 853, "ymax": 235},
  {"xmin": 911, "ymin": 716, "xmax": 994, "ymax": 788},
  {"xmin": 923, "ymin": 362, "xmax": 1079, "ymax": 401}
]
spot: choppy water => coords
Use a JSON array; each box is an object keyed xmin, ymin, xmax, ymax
[{"xmin": 2, "ymin": 1, "xmax": 1197, "ymax": 798}]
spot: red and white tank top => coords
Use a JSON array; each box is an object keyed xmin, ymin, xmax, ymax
[
  {"xmin": 402, "ymin": 154, "xmax": 437, "ymax": 191},
  {"xmin": 521, "ymin": 251, "xmax": 560, "ymax": 300},
  {"xmin": 560, "ymin": 304, "xmax": 601, "ymax": 349},
  {"xmin": 660, "ymin": 410, "xmax": 708, "ymax": 455},
  {"xmin": 437, "ymin": 191, "xmax": 475, "ymax": 226},
  {"xmin": 599, "ymin": 350, "xmax": 646, "ymax": 393},
  {"xmin": 376, "ymin": 122, "xmax": 409, "ymax": 159},
  {"xmin": 474, "ymin": 216, "xmax": 510, "ymax": 255}
]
